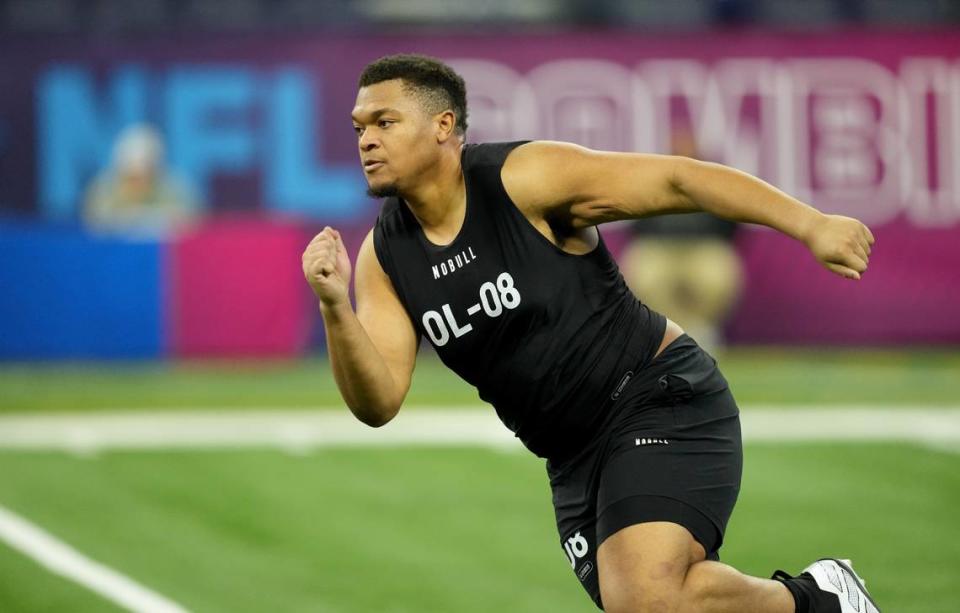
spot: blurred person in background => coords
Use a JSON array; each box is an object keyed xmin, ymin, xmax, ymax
[
  {"xmin": 620, "ymin": 127, "xmax": 743, "ymax": 353},
  {"xmin": 83, "ymin": 123, "xmax": 199, "ymax": 237}
]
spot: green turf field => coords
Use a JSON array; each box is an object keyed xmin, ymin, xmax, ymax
[
  {"xmin": 0, "ymin": 444, "xmax": 957, "ymax": 612},
  {"xmin": 1, "ymin": 347, "xmax": 959, "ymax": 411},
  {"xmin": 0, "ymin": 350, "xmax": 958, "ymax": 612}
]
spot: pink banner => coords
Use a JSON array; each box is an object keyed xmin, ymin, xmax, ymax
[{"xmin": 170, "ymin": 218, "xmax": 311, "ymax": 357}]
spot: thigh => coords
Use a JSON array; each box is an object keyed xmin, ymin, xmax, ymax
[
  {"xmin": 597, "ymin": 521, "xmax": 703, "ymax": 613},
  {"xmin": 596, "ymin": 346, "xmax": 743, "ymax": 558},
  {"xmin": 548, "ymin": 439, "xmax": 608, "ymax": 610}
]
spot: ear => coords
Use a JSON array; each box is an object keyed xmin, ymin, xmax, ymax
[{"xmin": 435, "ymin": 110, "xmax": 457, "ymax": 144}]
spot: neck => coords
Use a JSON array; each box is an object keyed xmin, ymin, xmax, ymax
[{"xmin": 400, "ymin": 144, "xmax": 465, "ymax": 241}]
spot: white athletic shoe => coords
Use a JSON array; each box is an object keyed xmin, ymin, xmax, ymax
[{"xmin": 802, "ymin": 558, "xmax": 881, "ymax": 613}]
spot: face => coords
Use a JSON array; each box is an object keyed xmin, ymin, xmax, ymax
[{"xmin": 351, "ymin": 79, "xmax": 449, "ymax": 198}]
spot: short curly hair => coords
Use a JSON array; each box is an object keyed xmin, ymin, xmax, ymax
[{"xmin": 359, "ymin": 54, "xmax": 468, "ymax": 136}]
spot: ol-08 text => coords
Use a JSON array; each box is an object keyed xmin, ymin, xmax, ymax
[{"xmin": 421, "ymin": 272, "xmax": 521, "ymax": 347}]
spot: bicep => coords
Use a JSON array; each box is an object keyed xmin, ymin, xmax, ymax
[
  {"xmin": 501, "ymin": 141, "xmax": 698, "ymax": 227},
  {"xmin": 354, "ymin": 231, "xmax": 419, "ymax": 400}
]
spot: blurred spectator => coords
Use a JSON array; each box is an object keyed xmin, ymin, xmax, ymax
[
  {"xmin": 83, "ymin": 123, "xmax": 200, "ymax": 237},
  {"xmin": 620, "ymin": 128, "xmax": 744, "ymax": 353}
]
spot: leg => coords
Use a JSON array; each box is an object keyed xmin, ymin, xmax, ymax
[
  {"xmin": 683, "ymin": 240, "xmax": 743, "ymax": 325},
  {"xmin": 597, "ymin": 521, "xmax": 794, "ymax": 613},
  {"xmin": 620, "ymin": 239, "xmax": 689, "ymax": 324},
  {"xmin": 665, "ymin": 240, "xmax": 742, "ymax": 354}
]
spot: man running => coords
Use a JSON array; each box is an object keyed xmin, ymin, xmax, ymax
[{"xmin": 302, "ymin": 54, "xmax": 879, "ymax": 613}]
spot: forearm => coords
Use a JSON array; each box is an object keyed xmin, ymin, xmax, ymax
[
  {"xmin": 320, "ymin": 301, "xmax": 402, "ymax": 427},
  {"xmin": 673, "ymin": 158, "xmax": 824, "ymax": 243}
]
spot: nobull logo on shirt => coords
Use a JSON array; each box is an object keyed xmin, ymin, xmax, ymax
[{"xmin": 432, "ymin": 247, "xmax": 477, "ymax": 279}]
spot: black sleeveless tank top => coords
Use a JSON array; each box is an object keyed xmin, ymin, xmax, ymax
[{"xmin": 373, "ymin": 141, "xmax": 667, "ymax": 460}]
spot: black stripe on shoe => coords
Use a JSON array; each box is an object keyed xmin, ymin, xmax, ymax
[{"xmin": 819, "ymin": 558, "xmax": 882, "ymax": 613}]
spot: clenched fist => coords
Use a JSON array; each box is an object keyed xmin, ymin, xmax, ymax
[
  {"xmin": 803, "ymin": 214, "xmax": 875, "ymax": 280},
  {"xmin": 302, "ymin": 227, "xmax": 352, "ymax": 308}
]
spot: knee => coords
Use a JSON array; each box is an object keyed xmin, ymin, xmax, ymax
[
  {"xmin": 597, "ymin": 523, "xmax": 704, "ymax": 613},
  {"xmin": 676, "ymin": 561, "xmax": 723, "ymax": 613},
  {"xmin": 603, "ymin": 564, "xmax": 718, "ymax": 613},
  {"xmin": 603, "ymin": 590, "xmax": 679, "ymax": 613},
  {"xmin": 601, "ymin": 571, "xmax": 684, "ymax": 613}
]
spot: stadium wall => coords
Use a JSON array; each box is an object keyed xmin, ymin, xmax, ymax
[{"xmin": 1, "ymin": 30, "xmax": 958, "ymax": 357}]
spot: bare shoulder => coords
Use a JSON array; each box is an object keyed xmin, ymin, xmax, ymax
[
  {"xmin": 501, "ymin": 140, "xmax": 689, "ymax": 226},
  {"xmin": 354, "ymin": 229, "xmax": 394, "ymax": 305},
  {"xmin": 500, "ymin": 140, "xmax": 595, "ymax": 213},
  {"xmin": 354, "ymin": 229, "xmax": 378, "ymax": 276},
  {"xmin": 503, "ymin": 140, "xmax": 592, "ymax": 169},
  {"xmin": 355, "ymin": 228, "xmax": 378, "ymax": 268},
  {"xmin": 353, "ymin": 227, "xmax": 419, "ymax": 395},
  {"xmin": 354, "ymin": 227, "xmax": 417, "ymax": 338},
  {"xmin": 354, "ymin": 227, "xmax": 414, "ymax": 322}
]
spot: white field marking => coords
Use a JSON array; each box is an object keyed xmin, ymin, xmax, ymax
[
  {"xmin": 0, "ymin": 406, "xmax": 957, "ymax": 453},
  {"xmin": 922, "ymin": 440, "xmax": 960, "ymax": 455},
  {"xmin": 0, "ymin": 504, "xmax": 189, "ymax": 613}
]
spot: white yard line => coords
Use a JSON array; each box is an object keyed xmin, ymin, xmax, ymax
[
  {"xmin": 0, "ymin": 504, "xmax": 189, "ymax": 613},
  {"xmin": 0, "ymin": 406, "xmax": 957, "ymax": 453}
]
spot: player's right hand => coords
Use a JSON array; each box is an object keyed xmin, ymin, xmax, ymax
[
  {"xmin": 302, "ymin": 227, "xmax": 352, "ymax": 308},
  {"xmin": 803, "ymin": 214, "xmax": 875, "ymax": 281}
]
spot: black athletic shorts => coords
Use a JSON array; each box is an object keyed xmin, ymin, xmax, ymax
[{"xmin": 546, "ymin": 335, "xmax": 743, "ymax": 610}]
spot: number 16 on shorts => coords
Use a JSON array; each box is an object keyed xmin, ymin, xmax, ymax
[{"xmin": 421, "ymin": 272, "xmax": 521, "ymax": 347}]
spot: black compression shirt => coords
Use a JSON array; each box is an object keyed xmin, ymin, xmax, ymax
[{"xmin": 373, "ymin": 141, "xmax": 667, "ymax": 460}]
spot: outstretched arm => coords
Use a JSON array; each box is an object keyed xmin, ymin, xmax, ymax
[
  {"xmin": 501, "ymin": 141, "xmax": 875, "ymax": 280},
  {"xmin": 302, "ymin": 228, "xmax": 418, "ymax": 426}
]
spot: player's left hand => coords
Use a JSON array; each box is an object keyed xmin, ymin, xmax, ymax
[{"xmin": 803, "ymin": 214, "xmax": 875, "ymax": 280}]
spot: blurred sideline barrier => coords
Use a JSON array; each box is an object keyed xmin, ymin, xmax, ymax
[
  {"xmin": 0, "ymin": 218, "xmax": 313, "ymax": 359},
  {"xmin": 170, "ymin": 219, "xmax": 311, "ymax": 357},
  {"xmin": 2, "ymin": 218, "xmax": 958, "ymax": 360},
  {"xmin": 0, "ymin": 221, "xmax": 164, "ymax": 359}
]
